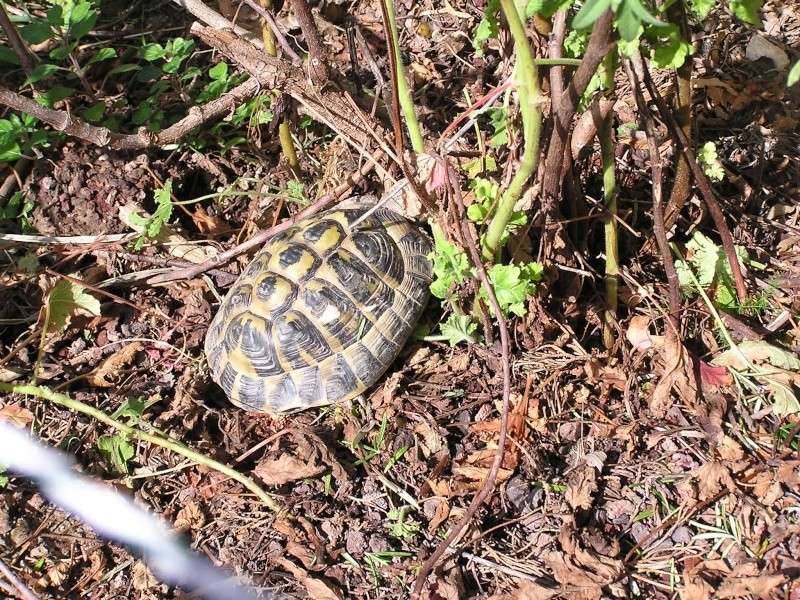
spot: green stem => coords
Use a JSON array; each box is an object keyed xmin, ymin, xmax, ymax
[
  {"xmin": 260, "ymin": 0, "xmax": 300, "ymax": 173},
  {"xmin": 600, "ymin": 53, "xmax": 618, "ymax": 350},
  {"xmin": 0, "ymin": 382, "xmax": 281, "ymax": 512},
  {"xmin": 482, "ymin": 0, "xmax": 542, "ymax": 261},
  {"xmin": 382, "ymin": 0, "xmax": 425, "ymax": 153}
]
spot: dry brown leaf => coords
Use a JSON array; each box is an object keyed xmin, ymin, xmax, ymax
[
  {"xmin": 173, "ymin": 500, "xmax": 205, "ymax": 532},
  {"xmin": 717, "ymin": 573, "xmax": 786, "ymax": 598},
  {"xmin": 273, "ymin": 557, "xmax": 343, "ymax": 600},
  {"xmin": 190, "ymin": 205, "xmax": 228, "ymax": 234},
  {"xmin": 0, "ymin": 403, "xmax": 34, "ymax": 428},
  {"xmin": 626, "ymin": 315, "xmax": 663, "ymax": 352},
  {"xmin": 507, "ymin": 580, "xmax": 560, "ymax": 599},
  {"xmin": 253, "ymin": 454, "xmax": 324, "ymax": 486},
  {"xmin": 680, "ymin": 576, "xmax": 712, "ymax": 600},
  {"xmin": 695, "ymin": 461, "xmax": 737, "ymax": 501},
  {"xmin": 565, "ymin": 464, "xmax": 598, "ymax": 511},
  {"xmin": 652, "ymin": 334, "xmax": 698, "ymax": 415},
  {"xmin": 87, "ymin": 341, "xmax": 143, "ymax": 387},
  {"xmin": 452, "ymin": 464, "xmax": 513, "ymax": 484},
  {"xmin": 427, "ymin": 498, "xmax": 450, "ymax": 533},
  {"xmin": 777, "ymin": 461, "xmax": 800, "ymax": 485}
]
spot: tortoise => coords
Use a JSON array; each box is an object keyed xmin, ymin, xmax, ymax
[{"xmin": 204, "ymin": 196, "xmax": 433, "ymax": 412}]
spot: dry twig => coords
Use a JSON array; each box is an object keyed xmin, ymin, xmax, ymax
[{"xmin": 412, "ymin": 162, "xmax": 511, "ymax": 596}]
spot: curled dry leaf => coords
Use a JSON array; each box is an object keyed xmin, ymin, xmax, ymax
[
  {"xmin": 87, "ymin": 341, "xmax": 143, "ymax": 387},
  {"xmin": 0, "ymin": 403, "xmax": 34, "ymax": 428},
  {"xmin": 273, "ymin": 557, "xmax": 343, "ymax": 600},
  {"xmin": 694, "ymin": 461, "xmax": 737, "ymax": 501},
  {"xmin": 651, "ymin": 334, "xmax": 698, "ymax": 416},
  {"xmin": 717, "ymin": 573, "xmax": 786, "ymax": 598},
  {"xmin": 626, "ymin": 315, "xmax": 664, "ymax": 352},
  {"xmin": 565, "ymin": 464, "xmax": 599, "ymax": 511},
  {"xmin": 173, "ymin": 500, "xmax": 205, "ymax": 532},
  {"xmin": 253, "ymin": 453, "xmax": 324, "ymax": 486}
]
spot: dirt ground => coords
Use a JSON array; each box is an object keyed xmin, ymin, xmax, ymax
[{"xmin": 1, "ymin": 0, "xmax": 800, "ymax": 599}]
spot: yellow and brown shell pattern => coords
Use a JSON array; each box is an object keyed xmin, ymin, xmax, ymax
[{"xmin": 204, "ymin": 199, "xmax": 433, "ymax": 412}]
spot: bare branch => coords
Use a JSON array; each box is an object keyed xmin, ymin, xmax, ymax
[
  {"xmin": 0, "ymin": 2, "xmax": 35, "ymax": 75},
  {"xmin": 0, "ymin": 79, "xmax": 259, "ymax": 150}
]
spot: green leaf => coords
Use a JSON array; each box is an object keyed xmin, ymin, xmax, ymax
[
  {"xmin": 23, "ymin": 64, "xmax": 60, "ymax": 87},
  {"xmin": 0, "ymin": 47, "xmax": 21, "ymax": 66},
  {"xmin": 208, "ymin": 61, "xmax": 228, "ymax": 80},
  {"xmin": 788, "ymin": 60, "xmax": 800, "ymax": 87},
  {"xmin": 428, "ymin": 224, "xmax": 471, "ymax": 299},
  {"xmin": 688, "ymin": 0, "xmax": 715, "ymax": 19},
  {"xmin": 21, "ymin": 21, "xmax": 53, "ymax": 45},
  {"xmin": 480, "ymin": 263, "xmax": 539, "ymax": 317},
  {"xmin": 572, "ymin": 0, "xmax": 612, "ymax": 30},
  {"xmin": 563, "ymin": 30, "xmax": 588, "ymax": 58},
  {"xmin": 697, "ymin": 141, "xmax": 725, "ymax": 182},
  {"xmin": 46, "ymin": 279, "xmax": 102, "ymax": 332},
  {"xmin": 526, "ymin": 0, "xmax": 574, "ymax": 17},
  {"xmin": 473, "ymin": 0, "xmax": 500, "ymax": 56},
  {"xmin": 440, "ymin": 314, "xmax": 479, "ymax": 346},
  {"xmin": 67, "ymin": 1, "xmax": 97, "ymax": 39},
  {"xmin": 728, "ymin": 0, "xmax": 762, "ymax": 25},
  {"xmin": 487, "ymin": 107, "xmax": 508, "ymax": 147},
  {"xmin": 140, "ymin": 43, "xmax": 165, "ymax": 61},
  {"xmin": 36, "ymin": 86, "xmax": 75, "ymax": 108},
  {"xmin": 131, "ymin": 180, "xmax": 173, "ymax": 250},
  {"xmin": 49, "ymin": 42, "xmax": 78, "ymax": 61},
  {"xmin": 462, "ymin": 156, "xmax": 497, "ymax": 178},
  {"xmin": 83, "ymin": 101, "xmax": 106, "ymax": 122},
  {"xmin": 651, "ymin": 29, "xmax": 692, "ymax": 69},
  {"xmin": 108, "ymin": 63, "xmax": 140, "ymax": 76},
  {"xmin": 46, "ymin": 5, "xmax": 64, "ymax": 27},
  {"xmin": 97, "ymin": 434, "xmax": 135, "ymax": 474},
  {"xmin": 87, "ymin": 47, "xmax": 117, "ymax": 66},
  {"xmin": 112, "ymin": 396, "xmax": 149, "ymax": 425},
  {"xmin": 0, "ymin": 143, "xmax": 22, "ymax": 163}
]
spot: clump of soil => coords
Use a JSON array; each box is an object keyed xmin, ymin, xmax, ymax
[{"xmin": 28, "ymin": 146, "xmax": 156, "ymax": 236}]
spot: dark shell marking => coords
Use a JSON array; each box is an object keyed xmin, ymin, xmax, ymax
[{"xmin": 204, "ymin": 200, "xmax": 433, "ymax": 412}]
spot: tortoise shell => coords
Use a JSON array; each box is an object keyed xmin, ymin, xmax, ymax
[{"xmin": 204, "ymin": 198, "xmax": 433, "ymax": 412}]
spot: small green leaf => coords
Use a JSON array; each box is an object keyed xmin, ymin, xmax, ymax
[
  {"xmin": 473, "ymin": 0, "xmax": 500, "ymax": 56},
  {"xmin": 462, "ymin": 156, "xmax": 497, "ymax": 178},
  {"xmin": 526, "ymin": 0, "xmax": 574, "ymax": 18},
  {"xmin": 698, "ymin": 141, "xmax": 725, "ymax": 182},
  {"xmin": 572, "ymin": 0, "xmax": 613, "ymax": 30},
  {"xmin": 83, "ymin": 102, "xmax": 106, "ymax": 122},
  {"xmin": 97, "ymin": 434, "xmax": 135, "ymax": 474},
  {"xmin": 208, "ymin": 62, "xmax": 228, "ymax": 80},
  {"xmin": 440, "ymin": 314, "xmax": 479, "ymax": 346},
  {"xmin": 21, "ymin": 21, "xmax": 53, "ymax": 45},
  {"xmin": 87, "ymin": 47, "xmax": 117, "ymax": 66},
  {"xmin": 24, "ymin": 64, "xmax": 60, "ymax": 87},
  {"xmin": 131, "ymin": 180, "xmax": 173, "ymax": 250},
  {"xmin": 688, "ymin": 0, "xmax": 715, "ymax": 19},
  {"xmin": 480, "ymin": 262, "xmax": 540, "ymax": 317},
  {"xmin": 728, "ymin": 0, "xmax": 762, "ymax": 25},
  {"xmin": 47, "ymin": 279, "xmax": 102, "ymax": 332},
  {"xmin": 0, "ymin": 143, "xmax": 22, "ymax": 163},
  {"xmin": 36, "ymin": 86, "xmax": 75, "ymax": 108},
  {"xmin": 140, "ymin": 43, "xmax": 165, "ymax": 61},
  {"xmin": 651, "ymin": 31, "xmax": 692, "ymax": 69},
  {"xmin": 487, "ymin": 107, "xmax": 508, "ymax": 147},
  {"xmin": 112, "ymin": 396, "xmax": 149, "ymax": 425},
  {"xmin": 108, "ymin": 63, "xmax": 140, "ymax": 76},
  {"xmin": 564, "ymin": 30, "xmax": 588, "ymax": 58},
  {"xmin": 428, "ymin": 225, "xmax": 471, "ymax": 299},
  {"xmin": 787, "ymin": 60, "xmax": 800, "ymax": 87},
  {"xmin": 46, "ymin": 5, "xmax": 64, "ymax": 26},
  {"xmin": 0, "ymin": 47, "xmax": 21, "ymax": 65},
  {"xmin": 67, "ymin": 1, "xmax": 97, "ymax": 39}
]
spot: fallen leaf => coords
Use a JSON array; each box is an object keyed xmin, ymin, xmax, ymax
[
  {"xmin": 273, "ymin": 557, "xmax": 343, "ymax": 600},
  {"xmin": 699, "ymin": 360, "xmax": 733, "ymax": 388},
  {"xmin": 626, "ymin": 315, "xmax": 663, "ymax": 352},
  {"xmin": 191, "ymin": 205, "xmax": 228, "ymax": 234},
  {"xmin": 0, "ymin": 403, "xmax": 34, "ymax": 428},
  {"xmin": 651, "ymin": 334, "xmax": 698, "ymax": 415},
  {"xmin": 87, "ymin": 342, "xmax": 143, "ymax": 387},
  {"xmin": 253, "ymin": 454, "xmax": 324, "ymax": 486},
  {"xmin": 694, "ymin": 461, "xmax": 736, "ymax": 501},
  {"xmin": 717, "ymin": 573, "xmax": 786, "ymax": 598},
  {"xmin": 46, "ymin": 279, "xmax": 101, "ymax": 332},
  {"xmin": 173, "ymin": 500, "xmax": 205, "ymax": 532},
  {"xmin": 565, "ymin": 464, "xmax": 598, "ymax": 511}
]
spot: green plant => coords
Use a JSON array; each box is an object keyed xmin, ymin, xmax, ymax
[
  {"xmin": 697, "ymin": 141, "xmax": 725, "ymax": 182},
  {"xmin": 0, "ymin": 112, "xmax": 52, "ymax": 162},
  {"xmin": 674, "ymin": 231, "xmax": 763, "ymax": 310},
  {"xmin": 387, "ymin": 507, "xmax": 420, "ymax": 541},
  {"xmin": 0, "ymin": 192, "xmax": 35, "ymax": 232},
  {"xmin": 130, "ymin": 179, "xmax": 174, "ymax": 250},
  {"xmin": 479, "ymin": 262, "xmax": 544, "ymax": 317}
]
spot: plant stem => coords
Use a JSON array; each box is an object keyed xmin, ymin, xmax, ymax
[
  {"xmin": 259, "ymin": 0, "xmax": 300, "ymax": 173},
  {"xmin": 482, "ymin": 0, "xmax": 542, "ymax": 261},
  {"xmin": 0, "ymin": 383, "xmax": 281, "ymax": 512},
  {"xmin": 381, "ymin": 0, "xmax": 425, "ymax": 153},
  {"xmin": 600, "ymin": 53, "xmax": 618, "ymax": 350},
  {"xmin": 0, "ymin": 1, "xmax": 35, "ymax": 75}
]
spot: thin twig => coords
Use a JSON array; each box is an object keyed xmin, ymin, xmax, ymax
[
  {"xmin": 412, "ymin": 163, "xmax": 511, "ymax": 595},
  {"xmin": 285, "ymin": 0, "xmax": 330, "ymax": 85},
  {"xmin": 0, "ymin": 383, "xmax": 281, "ymax": 512},
  {"xmin": 625, "ymin": 54, "xmax": 681, "ymax": 330},
  {"xmin": 242, "ymin": 0, "xmax": 302, "ymax": 63},
  {"xmin": 0, "ymin": 79, "xmax": 259, "ymax": 150},
  {"xmin": 0, "ymin": 558, "xmax": 39, "ymax": 600},
  {"xmin": 640, "ymin": 62, "xmax": 748, "ymax": 304},
  {"xmin": 0, "ymin": 2, "xmax": 35, "ymax": 75}
]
